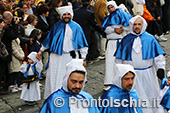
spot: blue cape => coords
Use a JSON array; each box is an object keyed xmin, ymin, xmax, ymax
[
  {"xmin": 99, "ymin": 85, "xmax": 143, "ymax": 113},
  {"xmin": 114, "ymin": 32, "xmax": 166, "ymax": 60},
  {"xmin": 160, "ymin": 78, "xmax": 170, "ymax": 109},
  {"xmin": 40, "ymin": 88, "xmax": 99, "ymax": 113},
  {"xmin": 42, "ymin": 20, "xmax": 88, "ymax": 55},
  {"xmin": 102, "ymin": 9, "xmax": 132, "ymax": 30}
]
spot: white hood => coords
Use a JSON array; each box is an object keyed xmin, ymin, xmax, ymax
[
  {"xmin": 113, "ymin": 64, "xmax": 136, "ymax": 90},
  {"xmin": 62, "ymin": 59, "xmax": 87, "ymax": 92}
]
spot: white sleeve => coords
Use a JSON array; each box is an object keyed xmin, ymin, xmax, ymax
[
  {"xmin": 79, "ymin": 47, "xmax": 88, "ymax": 58},
  {"xmin": 35, "ymin": 61, "xmax": 43, "ymax": 76},
  {"xmin": 20, "ymin": 64, "xmax": 27, "ymax": 74},
  {"xmin": 40, "ymin": 45, "xmax": 48, "ymax": 52},
  {"xmin": 115, "ymin": 58, "xmax": 123, "ymax": 64},
  {"xmin": 154, "ymin": 54, "xmax": 166, "ymax": 70},
  {"xmin": 104, "ymin": 26, "xmax": 115, "ymax": 34}
]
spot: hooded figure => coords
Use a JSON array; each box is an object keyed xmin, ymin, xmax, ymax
[
  {"xmin": 20, "ymin": 52, "xmax": 43, "ymax": 104},
  {"xmin": 40, "ymin": 59, "xmax": 99, "ymax": 113},
  {"xmin": 102, "ymin": 1, "xmax": 132, "ymax": 91},
  {"xmin": 99, "ymin": 64, "xmax": 143, "ymax": 113},
  {"xmin": 114, "ymin": 15, "xmax": 166, "ymax": 113},
  {"xmin": 38, "ymin": 5, "xmax": 88, "ymax": 99}
]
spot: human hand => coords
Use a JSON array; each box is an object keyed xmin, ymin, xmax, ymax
[
  {"xmin": 36, "ymin": 50, "xmax": 42, "ymax": 60},
  {"xmin": 115, "ymin": 27, "xmax": 124, "ymax": 34},
  {"xmin": 23, "ymin": 61, "xmax": 27, "ymax": 64}
]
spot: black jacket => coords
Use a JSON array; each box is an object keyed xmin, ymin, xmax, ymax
[{"xmin": 73, "ymin": 7, "xmax": 102, "ymax": 44}]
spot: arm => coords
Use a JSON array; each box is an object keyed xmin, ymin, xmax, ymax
[
  {"xmin": 20, "ymin": 63, "xmax": 27, "ymax": 74},
  {"xmin": 35, "ymin": 60, "xmax": 43, "ymax": 77},
  {"xmin": 12, "ymin": 39, "xmax": 25, "ymax": 60},
  {"xmin": 154, "ymin": 54, "xmax": 166, "ymax": 80},
  {"xmin": 79, "ymin": 47, "xmax": 88, "ymax": 59}
]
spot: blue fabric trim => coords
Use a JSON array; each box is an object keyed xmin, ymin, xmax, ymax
[
  {"xmin": 134, "ymin": 65, "xmax": 152, "ymax": 70},
  {"xmin": 114, "ymin": 32, "xmax": 166, "ymax": 60}
]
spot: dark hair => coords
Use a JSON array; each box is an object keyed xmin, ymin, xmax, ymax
[
  {"xmin": 36, "ymin": 3, "xmax": 49, "ymax": 15},
  {"xmin": 48, "ymin": 0, "xmax": 63, "ymax": 9},
  {"xmin": 29, "ymin": 28, "xmax": 42, "ymax": 45},
  {"xmin": 13, "ymin": 8, "xmax": 24, "ymax": 19},
  {"xmin": 26, "ymin": 14, "xmax": 37, "ymax": 24},
  {"xmin": 70, "ymin": 70, "xmax": 86, "ymax": 76},
  {"xmin": 17, "ymin": 2, "xmax": 28, "ymax": 8}
]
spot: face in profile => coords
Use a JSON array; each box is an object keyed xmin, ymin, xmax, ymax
[
  {"xmin": 133, "ymin": 17, "xmax": 143, "ymax": 34},
  {"xmin": 107, "ymin": 5, "xmax": 116, "ymax": 13},
  {"xmin": 67, "ymin": 72, "xmax": 85, "ymax": 94},
  {"xmin": 121, "ymin": 72, "xmax": 135, "ymax": 92},
  {"xmin": 167, "ymin": 77, "xmax": 170, "ymax": 86},
  {"xmin": 62, "ymin": 12, "xmax": 71, "ymax": 23}
]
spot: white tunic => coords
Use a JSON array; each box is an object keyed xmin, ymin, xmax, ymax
[
  {"xmin": 42, "ymin": 24, "xmax": 88, "ymax": 99},
  {"xmin": 104, "ymin": 25, "xmax": 129, "ymax": 85},
  {"xmin": 20, "ymin": 61, "xmax": 43, "ymax": 101},
  {"xmin": 115, "ymin": 37, "xmax": 165, "ymax": 113}
]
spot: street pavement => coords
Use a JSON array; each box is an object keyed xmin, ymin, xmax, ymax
[{"xmin": 0, "ymin": 34, "xmax": 170, "ymax": 113}]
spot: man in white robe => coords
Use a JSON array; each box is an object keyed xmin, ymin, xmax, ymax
[
  {"xmin": 36, "ymin": 6, "xmax": 88, "ymax": 99},
  {"xmin": 114, "ymin": 15, "xmax": 166, "ymax": 113}
]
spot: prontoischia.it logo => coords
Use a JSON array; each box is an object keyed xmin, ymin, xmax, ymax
[{"xmin": 53, "ymin": 96, "xmax": 162, "ymax": 108}]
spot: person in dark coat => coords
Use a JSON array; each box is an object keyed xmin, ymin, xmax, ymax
[
  {"xmin": 47, "ymin": 0, "xmax": 62, "ymax": 29},
  {"xmin": 73, "ymin": 0, "xmax": 102, "ymax": 62}
]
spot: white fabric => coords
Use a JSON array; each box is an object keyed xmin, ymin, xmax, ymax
[
  {"xmin": 25, "ymin": 24, "xmax": 35, "ymax": 37},
  {"xmin": 115, "ymin": 50, "xmax": 165, "ymax": 113},
  {"xmin": 119, "ymin": 4, "xmax": 130, "ymax": 14},
  {"xmin": 20, "ymin": 61, "xmax": 43, "ymax": 101},
  {"xmin": 27, "ymin": 52, "xmax": 38, "ymax": 64},
  {"xmin": 58, "ymin": 6, "xmax": 73, "ymax": 20},
  {"xmin": 113, "ymin": 64, "xmax": 136, "ymax": 89},
  {"xmin": 167, "ymin": 71, "xmax": 170, "ymax": 77},
  {"xmin": 62, "ymin": 59, "xmax": 86, "ymax": 92},
  {"xmin": 70, "ymin": 96, "xmax": 89, "ymax": 113},
  {"xmin": 129, "ymin": 15, "xmax": 147, "ymax": 36},
  {"xmin": 104, "ymin": 20, "xmax": 130, "ymax": 85},
  {"xmin": 44, "ymin": 51, "xmax": 87, "ymax": 99},
  {"xmin": 62, "ymin": 60, "xmax": 88, "ymax": 113},
  {"xmin": 63, "ymin": 24, "xmax": 74, "ymax": 52},
  {"xmin": 136, "ymin": 0, "xmax": 145, "ymax": 5},
  {"xmin": 8, "ymin": 38, "xmax": 25, "ymax": 74},
  {"xmin": 106, "ymin": 1, "xmax": 118, "ymax": 14},
  {"xmin": 131, "ymin": 0, "xmax": 144, "ymax": 16},
  {"xmin": 107, "ymin": 1, "xmax": 118, "ymax": 9},
  {"xmin": 132, "ymin": 36, "xmax": 142, "ymax": 53}
]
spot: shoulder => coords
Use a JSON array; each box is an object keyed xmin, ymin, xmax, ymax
[
  {"xmin": 79, "ymin": 91, "xmax": 94, "ymax": 99},
  {"xmin": 69, "ymin": 20, "xmax": 82, "ymax": 28},
  {"xmin": 141, "ymin": 32, "xmax": 157, "ymax": 41}
]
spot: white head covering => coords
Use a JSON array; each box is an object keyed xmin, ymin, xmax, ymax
[
  {"xmin": 106, "ymin": 1, "xmax": 118, "ymax": 14},
  {"xmin": 113, "ymin": 64, "xmax": 136, "ymax": 90},
  {"xmin": 27, "ymin": 52, "xmax": 38, "ymax": 63},
  {"xmin": 62, "ymin": 59, "xmax": 87, "ymax": 92},
  {"xmin": 136, "ymin": 0, "xmax": 145, "ymax": 5},
  {"xmin": 167, "ymin": 71, "xmax": 170, "ymax": 78},
  {"xmin": 119, "ymin": 3, "xmax": 130, "ymax": 14},
  {"xmin": 58, "ymin": 6, "xmax": 74, "ymax": 20},
  {"xmin": 129, "ymin": 15, "xmax": 147, "ymax": 35}
]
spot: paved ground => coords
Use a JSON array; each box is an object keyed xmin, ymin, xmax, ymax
[{"xmin": 0, "ymin": 34, "xmax": 170, "ymax": 113}]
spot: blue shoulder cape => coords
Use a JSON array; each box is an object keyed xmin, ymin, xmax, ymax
[
  {"xmin": 42, "ymin": 20, "xmax": 88, "ymax": 55},
  {"xmin": 102, "ymin": 9, "xmax": 132, "ymax": 30},
  {"xmin": 114, "ymin": 32, "xmax": 166, "ymax": 60},
  {"xmin": 40, "ymin": 88, "xmax": 99, "ymax": 113},
  {"xmin": 160, "ymin": 77, "xmax": 170, "ymax": 109},
  {"xmin": 99, "ymin": 85, "xmax": 143, "ymax": 113}
]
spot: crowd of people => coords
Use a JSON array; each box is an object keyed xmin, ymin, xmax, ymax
[{"xmin": 0, "ymin": 0, "xmax": 170, "ymax": 112}]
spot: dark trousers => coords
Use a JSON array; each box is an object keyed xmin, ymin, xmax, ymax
[
  {"xmin": 146, "ymin": 20, "xmax": 162, "ymax": 36},
  {"xmin": 0, "ymin": 59, "xmax": 8, "ymax": 90},
  {"xmin": 86, "ymin": 30, "xmax": 98, "ymax": 61},
  {"xmin": 162, "ymin": 0, "xmax": 170, "ymax": 33},
  {"xmin": 8, "ymin": 72, "xmax": 22, "ymax": 86}
]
